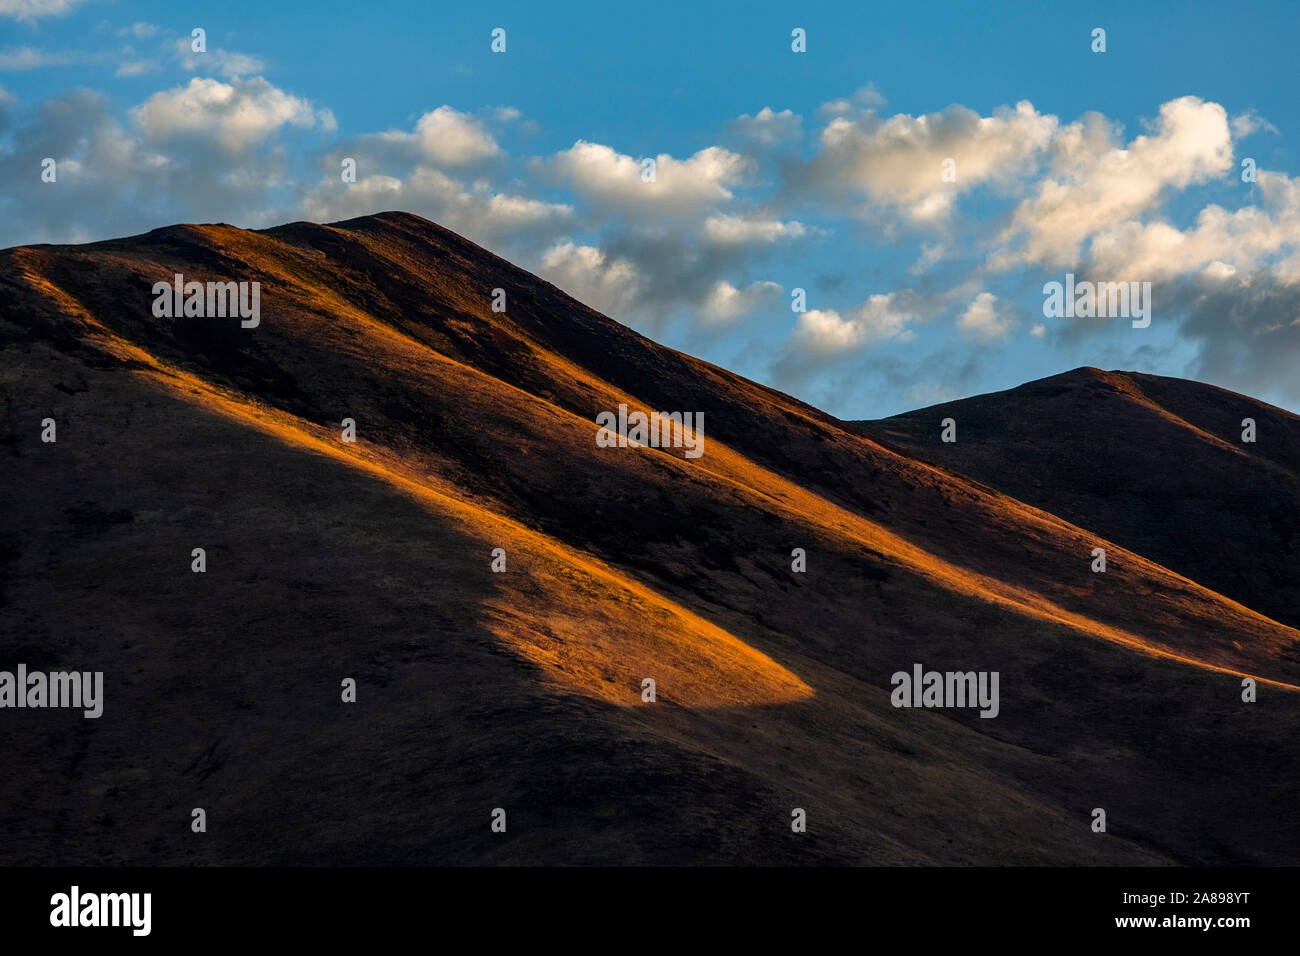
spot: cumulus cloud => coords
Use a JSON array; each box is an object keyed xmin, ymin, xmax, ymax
[
  {"xmin": 1087, "ymin": 170, "xmax": 1300, "ymax": 281},
  {"xmin": 797, "ymin": 100, "xmax": 1057, "ymax": 223},
  {"xmin": 522, "ymin": 139, "xmax": 798, "ymax": 329},
  {"xmin": 0, "ymin": 89, "xmax": 212, "ymax": 244},
  {"xmin": 325, "ymin": 106, "xmax": 502, "ymax": 176},
  {"xmin": 700, "ymin": 279, "xmax": 783, "ymax": 323},
  {"xmin": 0, "ymin": 78, "xmax": 342, "ymax": 246},
  {"xmin": 523, "ymin": 135, "xmax": 817, "ymax": 332},
  {"xmin": 992, "ymin": 97, "xmax": 1234, "ymax": 268},
  {"xmin": 133, "ymin": 76, "xmax": 329, "ymax": 154},
  {"xmin": 0, "ymin": 78, "xmax": 556, "ymax": 256},
  {"xmin": 291, "ymin": 104, "xmax": 570, "ymax": 254},
  {"xmin": 726, "ymin": 107, "xmax": 802, "ymax": 148},
  {"xmin": 766, "ymin": 279, "xmax": 988, "ymax": 393},
  {"xmin": 548, "ymin": 141, "xmax": 753, "ymax": 221},
  {"xmin": 770, "ymin": 293, "xmax": 920, "ymax": 390},
  {"xmin": 783, "ymin": 293, "xmax": 917, "ymax": 360},
  {"xmin": 956, "ymin": 291, "xmax": 1016, "ymax": 343},
  {"xmin": 539, "ymin": 241, "xmax": 644, "ymax": 318},
  {"xmin": 411, "ymin": 106, "xmax": 501, "ymax": 165}
]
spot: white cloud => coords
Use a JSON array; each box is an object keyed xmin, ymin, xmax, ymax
[
  {"xmin": 992, "ymin": 97, "xmax": 1234, "ymax": 268},
  {"xmin": 0, "ymin": 0, "xmax": 87, "ymax": 22},
  {"xmin": 549, "ymin": 140, "xmax": 753, "ymax": 220},
  {"xmin": 1231, "ymin": 109, "xmax": 1278, "ymax": 139},
  {"xmin": 133, "ymin": 76, "xmax": 328, "ymax": 154},
  {"xmin": 0, "ymin": 87, "xmax": 295, "ymax": 245},
  {"xmin": 727, "ymin": 107, "xmax": 802, "ymax": 147},
  {"xmin": 802, "ymin": 100, "xmax": 1057, "ymax": 222},
  {"xmin": 700, "ymin": 279, "xmax": 783, "ymax": 322},
  {"xmin": 336, "ymin": 107, "xmax": 501, "ymax": 171},
  {"xmin": 413, "ymin": 106, "xmax": 500, "ymax": 165},
  {"xmin": 539, "ymin": 241, "xmax": 643, "ymax": 318},
  {"xmin": 702, "ymin": 214, "xmax": 807, "ymax": 245},
  {"xmin": 1087, "ymin": 171, "xmax": 1300, "ymax": 280},
  {"xmin": 956, "ymin": 292, "xmax": 1015, "ymax": 343},
  {"xmin": 790, "ymin": 294, "xmax": 916, "ymax": 355}
]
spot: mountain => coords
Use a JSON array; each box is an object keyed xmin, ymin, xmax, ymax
[
  {"xmin": 854, "ymin": 367, "xmax": 1300, "ymax": 630},
  {"xmin": 2, "ymin": 212, "xmax": 1297, "ymax": 865}
]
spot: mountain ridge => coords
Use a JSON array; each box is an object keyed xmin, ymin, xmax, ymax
[
  {"xmin": 854, "ymin": 365, "xmax": 1300, "ymax": 630},
  {"xmin": 2, "ymin": 212, "xmax": 1298, "ymax": 865}
]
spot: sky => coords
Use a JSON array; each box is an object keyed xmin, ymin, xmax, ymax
[{"xmin": 2, "ymin": 0, "xmax": 1298, "ymax": 418}]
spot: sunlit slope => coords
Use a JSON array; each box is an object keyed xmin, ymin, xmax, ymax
[
  {"xmin": 2, "ymin": 214, "xmax": 1299, "ymax": 865},
  {"xmin": 856, "ymin": 366, "xmax": 1300, "ymax": 630}
]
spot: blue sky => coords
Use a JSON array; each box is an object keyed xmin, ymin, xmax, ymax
[{"xmin": 3, "ymin": 0, "xmax": 1299, "ymax": 417}]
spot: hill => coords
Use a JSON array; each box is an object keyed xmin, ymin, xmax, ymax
[
  {"xmin": 854, "ymin": 367, "xmax": 1300, "ymax": 630},
  {"xmin": 2, "ymin": 214, "xmax": 1297, "ymax": 864}
]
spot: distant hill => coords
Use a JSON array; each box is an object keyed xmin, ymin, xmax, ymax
[
  {"xmin": 853, "ymin": 366, "xmax": 1300, "ymax": 630},
  {"xmin": 2, "ymin": 214, "xmax": 1297, "ymax": 865}
]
